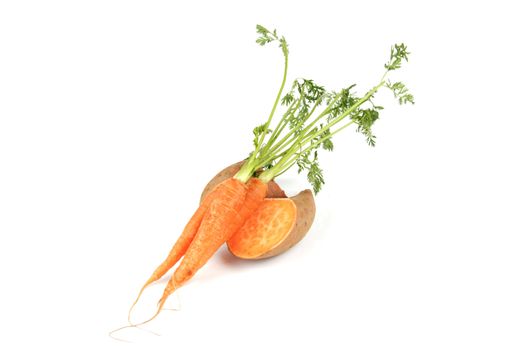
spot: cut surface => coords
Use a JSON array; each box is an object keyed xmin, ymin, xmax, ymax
[{"xmin": 228, "ymin": 199, "xmax": 297, "ymax": 259}]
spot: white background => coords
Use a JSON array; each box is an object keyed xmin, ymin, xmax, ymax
[{"xmin": 1, "ymin": 1, "xmax": 524, "ymax": 349}]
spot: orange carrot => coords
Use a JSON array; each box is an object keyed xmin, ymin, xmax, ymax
[
  {"xmin": 135, "ymin": 177, "xmax": 267, "ymax": 325},
  {"xmin": 173, "ymin": 178, "xmax": 267, "ymax": 286},
  {"xmin": 127, "ymin": 177, "xmax": 247, "ymax": 322}
]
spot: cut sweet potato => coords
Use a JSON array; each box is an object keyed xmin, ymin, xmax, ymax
[
  {"xmin": 228, "ymin": 189, "xmax": 315, "ymax": 259},
  {"xmin": 201, "ymin": 162, "xmax": 316, "ymax": 259}
]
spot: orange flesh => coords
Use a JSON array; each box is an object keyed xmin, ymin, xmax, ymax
[{"xmin": 228, "ymin": 198, "xmax": 297, "ymax": 258}]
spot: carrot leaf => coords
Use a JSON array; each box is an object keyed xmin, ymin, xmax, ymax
[{"xmin": 235, "ymin": 26, "xmax": 414, "ymax": 193}]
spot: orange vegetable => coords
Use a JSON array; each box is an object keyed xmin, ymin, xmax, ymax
[
  {"xmin": 200, "ymin": 160, "xmax": 286, "ymax": 202},
  {"xmin": 127, "ymin": 178, "xmax": 237, "ymax": 321},
  {"xmin": 228, "ymin": 189, "xmax": 315, "ymax": 259},
  {"xmin": 131, "ymin": 177, "xmax": 267, "ymax": 325}
]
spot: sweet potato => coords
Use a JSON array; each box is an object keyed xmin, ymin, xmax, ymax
[
  {"xmin": 201, "ymin": 161, "xmax": 315, "ymax": 259},
  {"xmin": 201, "ymin": 162, "xmax": 316, "ymax": 259},
  {"xmin": 227, "ymin": 190, "xmax": 315, "ymax": 259}
]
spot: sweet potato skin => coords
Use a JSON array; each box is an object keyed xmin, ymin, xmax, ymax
[
  {"xmin": 245, "ymin": 189, "xmax": 316, "ymax": 259},
  {"xmin": 200, "ymin": 161, "xmax": 286, "ymax": 203}
]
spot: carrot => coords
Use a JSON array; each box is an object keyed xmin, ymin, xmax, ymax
[
  {"xmin": 171, "ymin": 180, "xmax": 251, "ymax": 285},
  {"xmin": 133, "ymin": 177, "xmax": 267, "ymax": 326},
  {"xmin": 114, "ymin": 24, "xmax": 413, "ymax": 338},
  {"xmin": 200, "ymin": 161, "xmax": 287, "ymax": 202},
  {"xmin": 173, "ymin": 178, "xmax": 267, "ymax": 284},
  {"xmin": 127, "ymin": 177, "xmax": 247, "ymax": 322}
]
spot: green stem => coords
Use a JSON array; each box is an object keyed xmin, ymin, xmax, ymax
[
  {"xmin": 255, "ymin": 54, "xmax": 289, "ymax": 154},
  {"xmin": 259, "ymin": 81, "xmax": 385, "ymax": 182},
  {"xmin": 235, "ymin": 48, "xmax": 289, "ymax": 183},
  {"xmin": 296, "ymin": 82, "xmax": 385, "ymax": 152},
  {"xmin": 256, "ymin": 93, "xmax": 328, "ymax": 168},
  {"xmin": 259, "ymin": 96, "xmax": 301, "ymax": 161},
  {"xmin": 269, "ymin": 120, "xmax": 357, "ymax": 179}
]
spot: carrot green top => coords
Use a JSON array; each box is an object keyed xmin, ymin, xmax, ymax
[{"xmin": 234, "ymin": 25, "xmax": 414, "ymax": 194}]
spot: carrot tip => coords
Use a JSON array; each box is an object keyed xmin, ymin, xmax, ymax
[
  {"xmin": 126, "ymin": 296, "xmax": 167, "ymax": 329},
  {"xmin": 109, "ymin": 323, "xmax": 161, "ymax": 343},
  {"xmin": 128, "ymin": 284, "xmax": 148, "ymax": 325},
  {"xmin": 108, "ymin": 325, "xmax": 135, "ymax": 343}
]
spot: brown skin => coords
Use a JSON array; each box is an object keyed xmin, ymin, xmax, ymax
[
  {"xmin": 200, "ymin": 160, "xmax": 286, "ymax": 203},
  {"xmin": 238, "ymin": 189, "xmax": 316, "ymax": 259}
]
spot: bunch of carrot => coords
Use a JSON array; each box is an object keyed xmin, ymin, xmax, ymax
[
  {"xmin": 128, "ymin": 177, "xmax": 267, "ymax": 325},
  {"xmin": 116, "ymin": 23, "xmax": 413, "ymax": 332}
]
